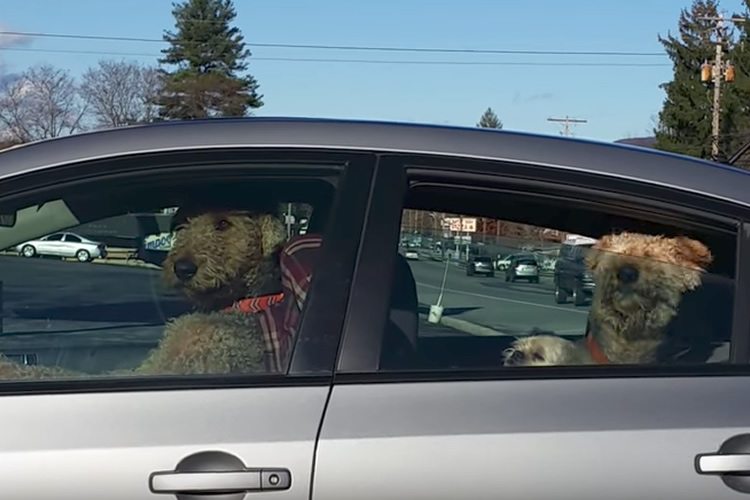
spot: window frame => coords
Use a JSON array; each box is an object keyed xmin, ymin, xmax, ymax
[
  {"xmin": 0, "ymin": 147, "xmax": 377, "ymax": 395},
  {"xmin": 335, "ymin": 153, "xmax": 750, "ymax": 380}
]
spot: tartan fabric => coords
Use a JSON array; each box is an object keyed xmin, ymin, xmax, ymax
[
  {"xmin": 223, "ymin": 292, "xmax": 285, "ymax": 314},
  {"xmin": 259, "ymin": 234, "xmax": 323, "ymax": 372}
]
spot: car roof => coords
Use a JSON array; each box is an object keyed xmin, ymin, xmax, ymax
[{"xmin": 2, "ymin": 117, "xmax": 750, "ymax": 207}]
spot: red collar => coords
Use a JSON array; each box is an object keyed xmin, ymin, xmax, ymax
[
  {"xmin": 585, "ymin": 335, "xmax": 610, "ymax": 364},
  {"xmin": 223, "ymin": 292, "xmax": 285, "ymax": 314}
]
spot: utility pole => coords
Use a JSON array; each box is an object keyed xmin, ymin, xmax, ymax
[
  {"xmin": 698, "ymin": 13, "xmax": 743, "ymax": 161},
  {"xmin": 547, "ymin": 116, "xmax": 587, "ymax": 137}
]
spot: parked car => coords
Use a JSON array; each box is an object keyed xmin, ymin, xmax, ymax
[
  {"xmin": 553, "ymin": 234, "xmax": 597, "ymax": 306},
  {"xmin": 15, "ymin": 232, "xmax": 107, "ymax": 262},
  {"xmin": 403, "ymin": 248, "xmax": 420, "ymax": 260},
  {"xmin": 466, "ymin": 255, "xmax": 495, "ymax": 277},
  {"xmin": 0, "ymin": 118, "xmax": 744, "ymax": 499},
  {"xmin": 505, "ymin": 254, "xmax": 540, "ymax": 283}
]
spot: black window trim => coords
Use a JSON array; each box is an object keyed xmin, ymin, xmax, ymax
[
  {"xmin": 334, "ymin": 153, "xmax": 750, "ymax": 381},
  {"xmin": 0, "ymin": 147, "xmax": 378, "ymax": 396}
]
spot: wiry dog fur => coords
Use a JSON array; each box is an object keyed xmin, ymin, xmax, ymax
[
  {"xmin": 140, "ymin": 207, "xmax": 287, "ymax": 375},
  {"xmin": 503, "ymin": 232, "xmax": 713, "ymax": 367},
  {"xmin": 0, "ymin": 205, "xmax": 288, "ymax": 379}
]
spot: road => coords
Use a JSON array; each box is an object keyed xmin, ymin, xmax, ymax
[
  {"xmin": 407, "ymin": 257, "xmax": 590, "ymax": 337},
  {"xmin": 0, "ymin": 255, "xmax": 188, "ymax": 372}
]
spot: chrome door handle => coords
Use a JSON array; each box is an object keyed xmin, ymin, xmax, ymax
[
  {"xmin": 150, "ymin": 468, "xmax": 291, "ymax": 496},
  {"xmin": 696, "ymin": 435, "xmax": 750, "ymax": 495},
  {"xmin": 151, "ymin": 471, "xmax": 261, "ymax": 493},
  {"xmin": 696, "ymin": 454, "xmax": 750, "ymax": 474},
  {"xmin": 150, "ymin": 451, "xmax": 291, "ymax": 498}
]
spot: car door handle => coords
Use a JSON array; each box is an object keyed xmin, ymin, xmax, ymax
[
  {"xmin": 150, "ymin": 469, "xmax": 291, "ymax": 495},
  {"xmin": 696, "ymin": 435, "xmax": 750, "ymax": 495},
  {"xmin": 151, "ymin": 471, "xmax": 261, "ymax": 493},
  {"xmin": 150, "ymin": 451, "xmax": 291, "ymax": 497},
  {"xmin": 696, "ymin": 453, "xmax": 750, "ymax": 474}
]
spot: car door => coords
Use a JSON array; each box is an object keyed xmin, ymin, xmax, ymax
[
  {"xmin": 37, "ymin": 232, "xmax": 65, "ymax": 255},
  {"xmin": 315, "ymin": 153, "xmax": 750, "ymax": 500},
  {"xmin": 61, "ymin": 233, "xmax": 82, "ymax": 257},
  {"xmin": 0, "ymin": 141, "xmax": 375, "ymax": 499}
]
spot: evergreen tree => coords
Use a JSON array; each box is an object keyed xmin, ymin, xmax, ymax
[
  {"xmin": 156, "ymin": 0, "xmax": 263, "ymax": 120},
  {"xmin": 727, "ymin": 1, "xmax": 750, "ymax": 158},
  {"xmin": 477, "ymin": 107, "xmax": 503, "ymax": 129},
  {"xmin": 655, "ymin": 0, "xmax": 736, "ymax": 160}
]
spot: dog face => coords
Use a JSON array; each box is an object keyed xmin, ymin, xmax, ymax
[
  {"xmin": 503, "ymin": 334, "xmax": 583, "ymax": 366},
  {"xmin": 163, "ymin": 209, "xmax": 286, "ymax": 310},
  {"xmin": 585, "ymin": 232, "xmax": 712, "ymax": 321}
]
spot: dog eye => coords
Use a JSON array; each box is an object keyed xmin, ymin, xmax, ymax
[{"xmin": 215, "ymin": 219, "xmax": 231, "ymax": 231}]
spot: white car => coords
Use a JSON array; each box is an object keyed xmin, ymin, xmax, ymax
[
  {"xmin": 404, "ymin": 249, "xmax": 420, "ymax": 260},
  {"xmin": 16, "ymin": 232, "xmax": 107, "ymax": 262}
]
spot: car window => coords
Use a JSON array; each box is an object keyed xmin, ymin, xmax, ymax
[
  {"xmin": 64, "ymin": 234, "xmax": 82, "ymax": 243},
  {"xmin": 0, "ymin": 169, "xmax": 341, "ymax": 382},
  {"xmin": 379, "ymin": 195, "xmax": 736, "ymax": 372},
  {"xmin": 45, "ymin": 234, "xmax": 64, "ymax": 241}
]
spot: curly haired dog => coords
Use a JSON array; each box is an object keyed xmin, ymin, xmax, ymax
[
  {"xmin": 503, "ymin": 232, "xmax": 713, "ymax": 367},
  {"xmin": 0, "ymin": 203, "xmax": 288, "ymax": 379},
  {"xmin": 134, "ymin": 204, "xmax": 287, "ymax": 375}
]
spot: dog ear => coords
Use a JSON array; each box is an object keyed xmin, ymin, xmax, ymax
[
  {"xmin": 674, "ymin": 236, "xmax": 713, "ymax": 271},
  {"xmin": 258, "ymin": 214, "xmax": 287, "ymax": 257},
  {"xmin": 585, "ymin": 234, "xmax": 610, "ymax": 271}
]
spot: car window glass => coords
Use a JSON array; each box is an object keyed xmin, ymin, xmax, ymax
[
  {"xmin": 45, "ymin": 234, "xmax": 63, "ymax": 241},
  {"xmin": 379, "ymin": 204, "xmax": 735, "ymax": 372},
  {"xmin": 0, "ymin": 172, "xmax": 338, "ymax": 382},
  {"xmin": 64, "ymin": 234, "xmax": 82, "ymax": 243}
]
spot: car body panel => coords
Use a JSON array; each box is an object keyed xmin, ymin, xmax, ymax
[
  {"xmin": 2, "ymin": 118, "xmax": 750, "ymax": 208},
  {"xmin": 0, "ymin": 386, "xmax": 329, "ymax": 500},
  {"xmin": 315, "ymin": 378, "xmax": 750, "ymax": 500}
]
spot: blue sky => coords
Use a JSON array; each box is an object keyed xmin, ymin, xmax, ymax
[{"xmin": 0, "ymin": 0, "xmax": 746, "ymax": 142}]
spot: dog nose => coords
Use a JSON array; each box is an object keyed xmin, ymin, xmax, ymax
[
  {"xmin": 617, "ymin": 265, "xmax": 639, "ymax": 284},
  {"xmin": 174, "ymin": 259, "xmax": 198, "ymax": 281}
]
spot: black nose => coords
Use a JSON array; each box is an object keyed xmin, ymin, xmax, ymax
[
  {"xmin": 174, "ymin": 259, "xmax": 197, "ymax": 281},
  {"xmin": 617, "ymin": 265, "xmax": 639, "ymax": 284}
]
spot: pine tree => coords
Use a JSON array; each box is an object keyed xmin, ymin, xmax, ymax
[
  {"xmin": 727, "ymin": 1, "xmax": 750, "ymax": 158},
  {"xmin": 654, "ymin": 0, "xmax": 737, "ymax": 160},
  {"xmin": 156, "ymin": 0, "xmax": 263, "ymax": 120},
  {"xmin": 477, "ymin": 107, "xmax": 503, "ymax": 129}
]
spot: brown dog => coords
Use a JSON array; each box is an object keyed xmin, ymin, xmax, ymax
[
  {"xmin": 503, "ymin": 232, "xmax": 713, "ymax": 366},
  {"xmin": 0, "ymin": 205, "xmax": 288, "ymax": 379}
]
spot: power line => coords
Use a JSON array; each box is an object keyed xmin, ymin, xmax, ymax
[
  {"xmin": 0, "ymin": 30, "xmax": 668, "ymax": 57},
  {"xmin": 0, "ymin": 47, "xmax": 671, "ymax": 67}
]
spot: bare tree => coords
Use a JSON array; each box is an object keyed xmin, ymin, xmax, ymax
[
  {"xmin": 80, "ymin": 60, "xmax": 163, "ymax": 128},
  {"xmin": 0, "ymin": 64, "xmax": 86, "ymax": 142}
]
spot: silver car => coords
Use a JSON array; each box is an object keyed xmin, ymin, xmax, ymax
[
  {"xmin": 15, "ymin": 231, "xmax": 107, "ymax": 262},
  {"xmin": 0, "ymin": 118, "xmax": 745, "ymax": 499}
]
